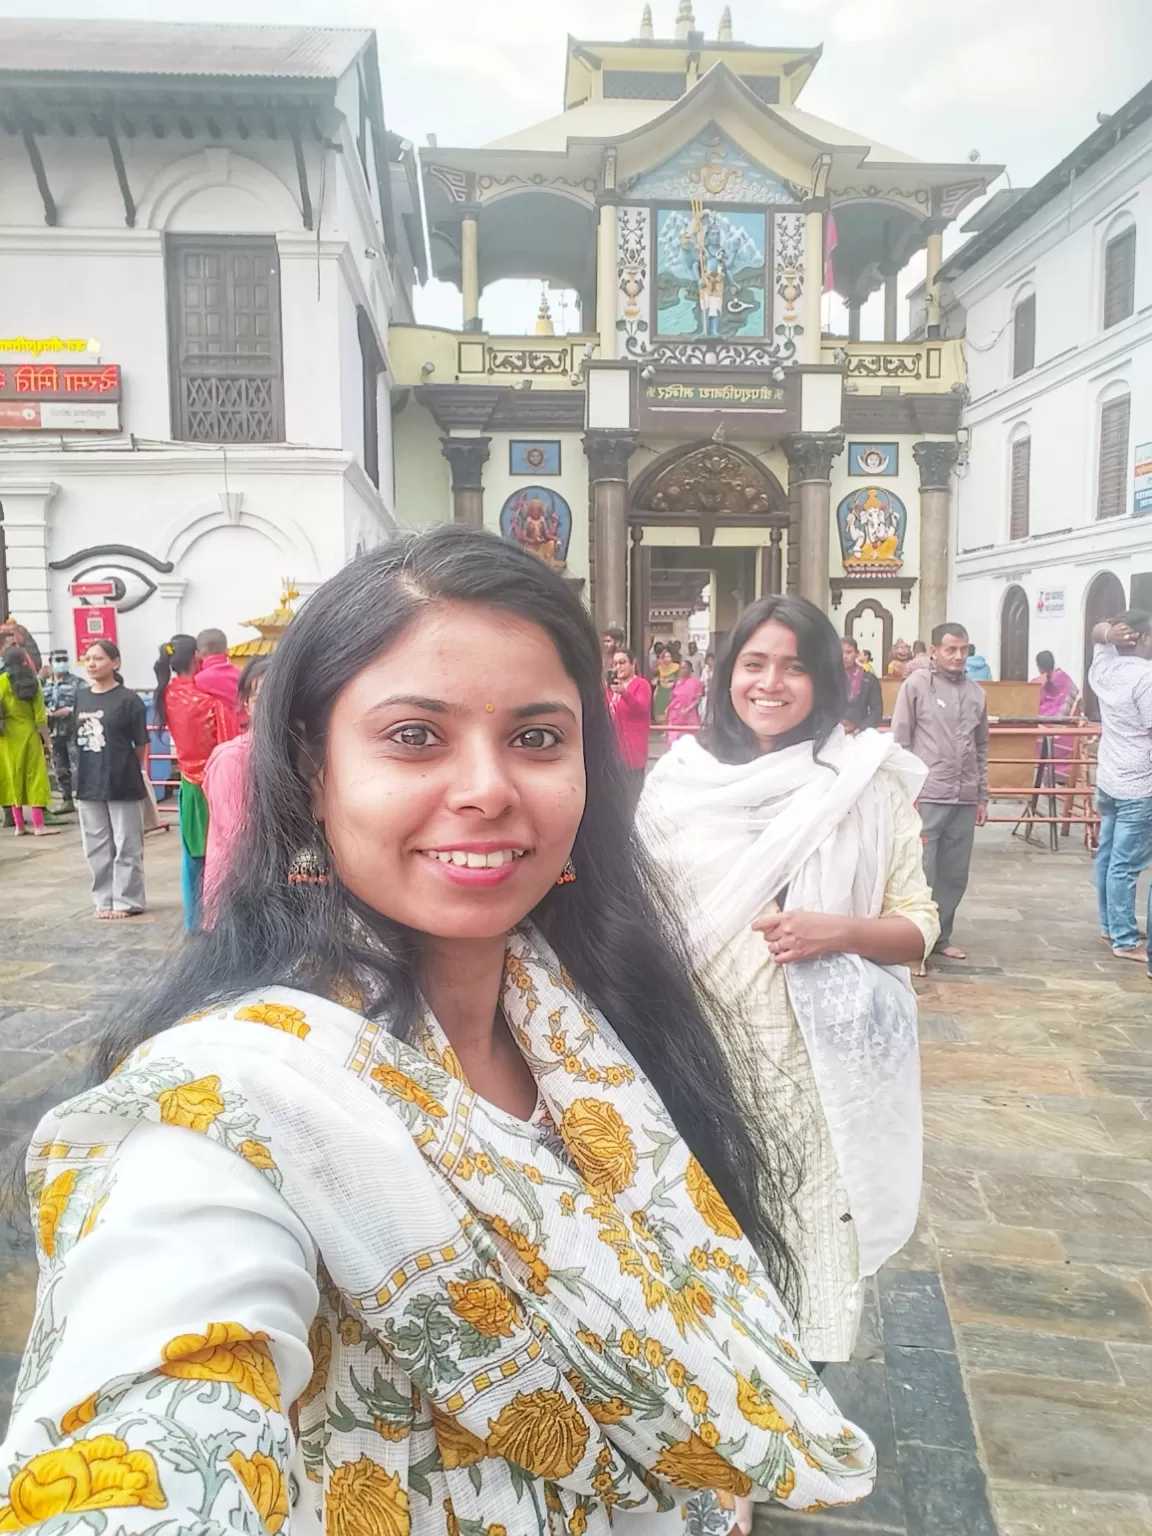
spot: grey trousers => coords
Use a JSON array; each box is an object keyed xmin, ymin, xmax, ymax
[
  {"xmin": 78, "ymin": 799, "xmax": 146, "ymax": 913},
  {"xmin": 919, "ymin": 801, "xmax": 977, "ymax": 948}
]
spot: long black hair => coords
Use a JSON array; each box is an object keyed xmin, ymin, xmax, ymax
[
  {"xmin": 700, "ymin": 594, "xmax": 846, "ymax": 765},
  {"xmin": 1, "ymin": 645, "xmax": 38, "ymax": 702},
  {"xmin": 92, "ymin": 526, "xmax": 798, "ymax": 1301},
  {"xmin": 153, "ymin": 634, "xmax": 198, "ymax": 731}
]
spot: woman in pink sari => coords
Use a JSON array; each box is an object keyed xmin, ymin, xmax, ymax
[
  {"xmin": 1032, "ymin": 649, "xmax": 1079, "ymax": 783},
  {"xmin": 666, "ymin": 659, "xmax": 705, "ymax": 743}
]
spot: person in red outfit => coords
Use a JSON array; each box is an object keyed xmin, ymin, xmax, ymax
[
  {"xmin": 607, "ymin": 646, "xmax": 652, "ymax": 805},
  {"xmin": 194, "ymin": 628, "xmax": 243, "ymax": 725}
]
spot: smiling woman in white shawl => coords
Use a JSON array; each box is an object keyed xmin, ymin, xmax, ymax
[{"xmin": 639, "ymin": 596, "xmax": 939, "ymax": 1369}]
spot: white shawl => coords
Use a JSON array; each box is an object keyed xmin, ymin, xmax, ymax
[{"xmin": 638, "ymin": 728, "xmax": 928, "ymax": 1276}]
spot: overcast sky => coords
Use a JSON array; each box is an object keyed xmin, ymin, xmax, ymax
[{"xmin": 6, "ymin": 0, "xmax": 1149, "ymax": 333}]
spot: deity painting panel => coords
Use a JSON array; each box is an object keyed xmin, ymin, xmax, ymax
[
  {"xmin": 509, "ymin": 440, "xmax": 561, "ymax": 476},
  {"xmin": 622, "ymin": 126, "xmax": 800, "ymax": 205},
  {"xmin": 499, "ymin": 486, "xmax": 572, "ymax": 570},
  {"xmin": 837, "ymin": 487, "xmax": 907, "ymax": 572},
  {"xmin": 848, "ymin": 442, "xmax": 900, "ymax": 477},
  {"xmin": 655, "ymin": 207, "xmax": 767, "ymax": 339}
]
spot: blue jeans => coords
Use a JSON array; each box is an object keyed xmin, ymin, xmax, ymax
[{"xmin": 1095, "ymin": 790, "xmax": 1152, "ymax": 952}]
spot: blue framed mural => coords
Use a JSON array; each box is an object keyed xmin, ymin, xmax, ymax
[
  {"xmin": 509, "ymin": 439, "xmax": 561, "ymax": 476},
  {"xmin": 848, "ymin": 442, "xmax": 900, "ymax": 477},
  {"xmin": 621, "ymin": 126, "xmax": 800, "ymax": 204},
  {"xmin": 837, "ymin": 487, "xmax": 907, "ymax": 572},
  {"xmin": 655, "ymin": 206, "xmax": 767, "ymax": 338},
  {"xmin": 499, "ymin": 486, "xmax": 572, "ymax": 570}
]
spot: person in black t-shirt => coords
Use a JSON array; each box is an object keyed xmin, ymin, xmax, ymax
[{"xmin": 76, "ymin": 640, "xmax": 149, "ymax": 918}]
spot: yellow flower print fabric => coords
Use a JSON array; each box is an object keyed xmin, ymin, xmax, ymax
[{"xmin": 2, "ymin": 924, "xmax": 874, "ymax": 1536}]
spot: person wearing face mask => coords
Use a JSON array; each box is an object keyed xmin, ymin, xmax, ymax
[
  {"xmin": 638, "ymin": 595, "xmax": 938, "ymax": 1394},
  {"xmin": 42, "ymin": 649, "xmax": 83, "ymax": 813},
  {"xmin": 3, "ymin": 531, "xmax": 877, "ymax": 1536}
]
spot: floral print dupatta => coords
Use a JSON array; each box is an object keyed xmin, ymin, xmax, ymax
[{"xmin": 4, "ymin": 925, "xmax": 874, "ymax": 1535}]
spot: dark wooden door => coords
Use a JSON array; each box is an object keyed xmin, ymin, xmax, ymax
[
  {"xmin": 1082, "ymin": 570, "xmax": 1126, "ymax": 719},
  {"xmin": 167, "ymin": 236, "xmax": 284, "ymax": 443},
  {"xmin": 999, "ymin": 585, "xmax": 1030, "ymax": 681}
]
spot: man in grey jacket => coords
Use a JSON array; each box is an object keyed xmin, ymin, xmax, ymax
[{"xmin": 891, "ymin": 621, "xmax": 989, "ymax": 960}]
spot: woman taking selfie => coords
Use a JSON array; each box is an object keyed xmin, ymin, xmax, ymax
[
  {"xmin": 2, "ymin": 532, "xmax": 873, "ymax": 1536},
  {"xmin": 640, "ymin": 596, "xmax": 938, "ymax": 1369}
]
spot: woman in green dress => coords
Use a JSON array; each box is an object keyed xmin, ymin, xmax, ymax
[{"xmin": 0, "ymin": 645, "xmax": 58, "ymax": 836}]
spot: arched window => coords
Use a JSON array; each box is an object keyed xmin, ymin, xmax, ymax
[
  {"xmin": 1011, "ymin": 286, "xmax": 1035, "ymax": 377},
  {"xmin": 1102, "ymin": 213, "xmax": 1136, "ymax": 329},
  {"xmin": 1096, "ymin": 382, "xmax": 1131, "ymax": 521},
  {"xmin": 1000, "ymin": 584, "xmax": 1030, "ymax": 681},
  {"xmin": 1008, "ymin": 423, "xmax": 1031, "ymax": 540}
]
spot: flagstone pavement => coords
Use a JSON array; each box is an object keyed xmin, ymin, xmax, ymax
[{"xmin": 1, "ymin": 821, "xmax": 1150, "ymax": 1535}]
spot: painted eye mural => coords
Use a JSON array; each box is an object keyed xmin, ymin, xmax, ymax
[{"xmin": 48, "ymin": 543, "xmax": 173, "ymax": 612}]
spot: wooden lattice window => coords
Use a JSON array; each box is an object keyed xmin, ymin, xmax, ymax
[
  {"xmin": 166, "ymin": 236, "xmax": 284, "ymax": 444},
  {"xmin": 1012, "ymin": 294, "xmax": 1035, "ymax": 377},
  {"xmin": 1103, "ymin": 226, "xmax": 1136, "ymax": 329},
  {"xmin": 1097, "ymin": 394, "xmax": 1131, "ymax": 520},
  {"xmin": 1009, "ymin": 436, "xmax": 1031, "ymax": 540}
]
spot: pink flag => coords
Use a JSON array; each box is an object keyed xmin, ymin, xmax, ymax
[{"xmin": 823, "ymin": 212, "xmax": 839, "ymax": 293}]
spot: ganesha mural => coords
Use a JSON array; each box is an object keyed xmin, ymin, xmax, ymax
[
  {"xmin": 499, "ymin": 486, "xmax": 572, "ymax": 570},
  {"xmin": 836, "ymin": 487, "xmax": 907, "ymax": 572}
]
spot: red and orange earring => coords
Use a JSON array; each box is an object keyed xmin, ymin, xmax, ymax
[{"xmin": 555, "ymin": 858, "xmax": 577, "ymax": 886}]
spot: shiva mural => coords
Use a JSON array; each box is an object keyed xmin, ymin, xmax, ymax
[
  {"xmin": 656, "ymin": 203, "xmax": 767, "ymax": 338},
  {"xmin": 499, "ymin": 486, "xmax": 572, "ymax": 570},
  {"xmin": 837, "ymin": 487, "xmax": 907, "ymax": 571}
]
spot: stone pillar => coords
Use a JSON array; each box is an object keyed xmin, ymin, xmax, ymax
[
  {"xmin": 461, "ymin": 214, "xmax": 480, "ymax": 331},
  {"xmin": 782, "ymin": 433, "xmax": 844, "ymax": 615},
  {"xmin": 802, "ymin": 202, "xmax": 825, "ymax": 364},
  {"xmin": 439, "ymin": 436, "xmax": 490, "ymax": 528},
  {"xmin": 0, "ymin": 478, "xmax": 57, "ymax": 650},
  {"xmin": 913, "ymin": 440, "xmax": 960, "ymax": 639},
  {"xmin": 595, "ymin": 202, "xmax": 619, "ymax": 361},
  {"xmin": 923, "ymin": 218, "xmax": 946, "ymax": 338},
  {"xmin": 847, "ymin": 300, "xmax": 862, "ymax": 343},
  {"xmin": 583, "ymin": 428, "xmax": 636, "ymax": 633},
  {"xmin": 883, "ymin": 267, "xmax": 899, "ymax": 342}
]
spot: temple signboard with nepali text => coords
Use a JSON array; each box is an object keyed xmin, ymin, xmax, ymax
[{"xmin": 0, "ymin": 363, "xmax": 121, "ymax": 431}]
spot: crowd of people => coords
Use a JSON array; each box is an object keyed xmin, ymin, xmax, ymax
[{"xmin": 2, "ymin": 539, "xmax": 1149, "ymax": 1535}]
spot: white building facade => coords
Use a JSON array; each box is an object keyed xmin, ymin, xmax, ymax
[
  {"xmin": 941, "ymin": 81, "xmax": 1152, "ymax": 693},
  {"xmin": 0, "ymin": 21, "xmax": 421, "ymax": 686}
]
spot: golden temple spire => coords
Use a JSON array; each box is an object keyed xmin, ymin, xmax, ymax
[
  {"xmin": 535, "ymin": 288, "xmax": 554, "ymax": 335},
  {"xmin": 718, "ymin": 6, "xmax": 734, "ymax": 41},
  {"xmin": 639, "ymin": 3, "xmax": 653, "ymax": 38},
  {"xmin": 675, "ymin": 1, "xmax": 695, "ymax": 40}
]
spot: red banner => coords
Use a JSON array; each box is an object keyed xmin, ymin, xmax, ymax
[
  {"xmin": 0, "ymin": 363, "xmax": 121, "ymax": 401},
  {"xmin": 73, "ymin": 605, "xmax": 118, "ymax": 659}
]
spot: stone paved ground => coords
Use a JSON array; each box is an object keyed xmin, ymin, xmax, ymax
[{"xmin": 2, "ymin": 821, "xmax": 1150, "ymax": 1534}]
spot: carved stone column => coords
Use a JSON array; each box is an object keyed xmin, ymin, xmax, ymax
[
  {"xmin": 913, "ymin": 439, "xmax": 960, "ymax": 640},
  {"xmin": 922, "ymin": 216, "xmax": 947, "ymax": 338},
  {"xmin": 595, "ymin": 202, "xmax": 619, "ymax": 361},
  {"xmin": 882, "ymin": 265, "xmax": 899, "ymax": 342},
  {"xmin": 802, "ymin": 200, "xmax": 826, "ymax": 364},
  {"xmin": 782, "ymin": 432, "xmax": 844, "ymax": 614},
  {"xmin": 583, "ymin": 428, "xmax": 637, "ymax": 635},
  {"xmin": 439, "ymin": 436, "xmax": 490, "ymax": 528}
]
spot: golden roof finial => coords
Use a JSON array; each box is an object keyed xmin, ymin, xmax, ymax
[
  {"xmin": 718, "ymin": 6, "xmax": 734, "ymax": 41},
  {"xmin": 675, "ymin": 0, "xmax": 696, "ymax": 40},
  {"xmin": 535, "ymin": 288, "xmax": 554, "ymax": 336},
  {"xmin": 639, "ymin": 3, "xmax": 653, "ymax": 39}
]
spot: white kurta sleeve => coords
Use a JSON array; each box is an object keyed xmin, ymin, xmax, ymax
[{"xmin": 1, "ymin": 1120, "xmax": 320, "ymax": 1533}]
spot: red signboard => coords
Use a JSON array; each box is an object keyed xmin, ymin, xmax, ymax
[
  {"xmin": 73, "ymin": 605, "xmax": 118, "ymax": 659},
  {"xmin": 0, "ymin": 364, "xmax": 121, "ymax": 401},
  {"xmin": 69, "ymin": 580, "xmax": 117, "ymax": 597}
]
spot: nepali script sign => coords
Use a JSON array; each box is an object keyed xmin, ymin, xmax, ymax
[
  {"xmin": 637, "ymin": 370, "xmax": 796, "ymax": 435},
  {"xmin": 0, "ymin": 363, "xmax": 121, "ymax": 432}
]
